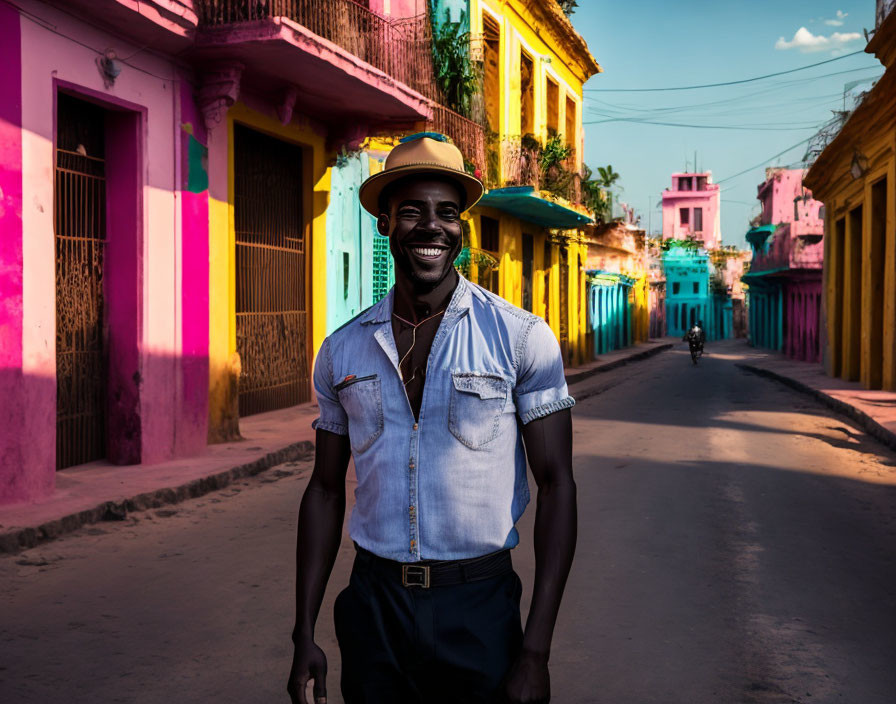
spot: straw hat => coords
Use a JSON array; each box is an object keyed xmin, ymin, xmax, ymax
[{"xmin": 359, "ymin": 133, "xmax": 484, "ymax": 216}]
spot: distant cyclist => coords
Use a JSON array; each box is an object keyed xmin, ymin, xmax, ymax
[{"xmin": 684, "ymin": 321, "xmax": 705, "ymax": 364}]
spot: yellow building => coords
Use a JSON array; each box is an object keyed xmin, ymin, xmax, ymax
[
  {"xmin": 805, "ymin": 3, "xmax": 896, "ymax": 391},
  {"xmin": 460, "ymin": 0, "xmax": 601, "ymax": 366},
  {"xmin": 198, "ymin": 3, "xmax": 434, "ymax": 441}
]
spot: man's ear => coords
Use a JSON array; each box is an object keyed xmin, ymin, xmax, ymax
[{"xmin": 376, "ymin": 214, "xmax": 390, "ymax": 237}]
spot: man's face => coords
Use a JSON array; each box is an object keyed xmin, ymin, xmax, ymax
[{"xmin": 379, "ymin": 178, "xmax": 464, "ymax": 287}]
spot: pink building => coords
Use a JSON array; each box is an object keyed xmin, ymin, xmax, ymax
[
  {"xmin": 743, "ymin": 168, "xmax": 824, "ymax": 362},
  {"xmin": 0, "ymin": 0, "xmax": 433, "ymax": 505},
  {"xmin": 661, "ymin": 171, "xmax": 722, "ymax": 249}
]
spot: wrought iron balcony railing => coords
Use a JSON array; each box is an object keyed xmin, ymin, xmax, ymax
[
  {"xmin": 427, "ymin": 104, "xmax": 488, "ymax": 184},
  {"xmin": 499, "ymin": 138, "xmax": 584, "ymax": 206},
  {"xmin": 196, "ymin": 0, "xmax": 438, "ymax": 100}
]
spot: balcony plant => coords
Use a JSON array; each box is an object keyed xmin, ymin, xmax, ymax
[{"xmin": 429, "ymin": 6, "xmax": 480, "ymax": 118}]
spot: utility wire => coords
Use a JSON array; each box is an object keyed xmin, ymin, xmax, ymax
[
  {"xmin": 715, "ymin": 137, "xmax": 814, "ymax": 185},
  {"xmin": 583, "ymin": 117, "xmax": 820, "ymax": 131},
  {"xmin": 584, "ymin": 66, "xmax": 881, "ymax": 115},
  {"xmin": 584, "ymin": 50, "xmax": 865, "ymax": 92}
]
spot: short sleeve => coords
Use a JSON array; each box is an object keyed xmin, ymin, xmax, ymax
[
  {"xmin": 513, "ymin": 317, "xmax": 576, "ymax": 425},
  {"xmin": 310, "ymin": 337, "xmax": 349, "ymax": 435}
]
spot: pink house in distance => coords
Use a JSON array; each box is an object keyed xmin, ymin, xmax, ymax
[
  {"xmin": 742, "ymin": 168, "xmax": 824, "ymax": 362},
  {"xmin": 661, "ymin": 171, "xmax": 722, "ymax": 250}
]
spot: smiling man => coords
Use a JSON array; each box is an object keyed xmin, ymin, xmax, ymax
[{"xmin": 287, "ymin": 134, "xmax": 577, "ymax": 704}]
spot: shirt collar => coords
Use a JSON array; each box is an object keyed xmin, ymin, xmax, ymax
[{"xmin": 360, "ymin": 274, "xmax": 474, "ymax": 325}]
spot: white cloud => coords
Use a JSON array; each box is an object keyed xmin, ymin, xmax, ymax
[
  {"xmin": 825, "ymin": 10, "xmax": 848, "ymax": 26},
  {"xmin": 775, "ymin": 26, "xmax": 862, "ymax": 53}
]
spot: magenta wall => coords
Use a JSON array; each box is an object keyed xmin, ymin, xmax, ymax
[
  {"xmin": 784, "ymin": 279, "xmax": 823, "ymax": 363},
  {"xmin": 177, "ymin": 78, "xmax": 210, "ymax": 455},
  {"xmin": 0, "ymin": 7, "xmax": 38, "ymax": 502}
]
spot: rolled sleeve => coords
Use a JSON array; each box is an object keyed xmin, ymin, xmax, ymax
[
  {"xmin": 513, "ymin": 317, "xmax": 575, "ymax": 425},
  {"xmin": 311, "ymin": 337, "xmax": 349, "ymax": 435}
]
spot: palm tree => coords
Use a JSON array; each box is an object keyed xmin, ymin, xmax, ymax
[{"xmin": 596, "ymin": 165, "xmax": 621, "ymax": 190}]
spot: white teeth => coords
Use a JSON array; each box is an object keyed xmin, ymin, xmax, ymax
[{"xmin": 412, "ymin": 247, "xmax": 442, "ymax": 257}]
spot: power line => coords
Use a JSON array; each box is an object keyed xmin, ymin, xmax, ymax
[
  {"xmin": 715, "ymin": 137, "xmax": 814, "ymax": 185},
  {"xmin": 583, "ymin": 117, "xmax": 820, "ymax": 131},
  {"xmin": 584, "ymin": 66, "xmax": 881, "ymax": 116},
  {"xmin": 584, "ymin": 50, "xmax": 865, "ymax": 92}
]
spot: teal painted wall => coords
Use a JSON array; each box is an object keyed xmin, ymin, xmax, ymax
[
  {"xmin": 587, "ymin": 275, "xmax": 633, "ymax": 356},
  {"xmin": 663, "ymin": 247, "xmax": 712, "ymax": 339},
  {"xmin": 746, "ymin": 280, "xmax": 784, "ymax": 352},
  {"xmin": 326, "ymin": 153, "xmax": 390, "ymax": 334},
  {"xmin": 431, "ymin": 0, "xmax": 469, "ymax": 27}
]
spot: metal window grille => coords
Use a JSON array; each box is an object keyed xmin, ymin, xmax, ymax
[
  {"xmin": 372, "ymin": 233, "xmax": 393, "ymax": 303},
  {"xmin": 55, "ymin": 93, "xmax": 107, "ymax": 470},
  {"xmin": 234, "ymin": 124, "xmax": 309, "ymax": 416}
]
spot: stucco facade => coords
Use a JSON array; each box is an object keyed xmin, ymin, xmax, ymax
[
  {"xmin": 456, "ymin": 0, "xmax": 600, "ymax": 366},
  {"xmin": 0, "ymin": 0, "xmax": 434, "ymax": 504},
  {"xmin": 0, "ymin": 1, "xmax": 203, "ymax": 503},
  {"xmin": 662, "ymin": 172, "xmax": 722, "ymax": 250},
  {"xmin": 743, "ymin": 168, "xmax": 824, "ymax": 362},
  {"xmin": 805, "ymin": 4, "xmax": 896, "ymax": 390}
]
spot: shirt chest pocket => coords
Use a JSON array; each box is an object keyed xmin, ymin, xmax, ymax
[
  {"xmin": 448, "ymin": 372, "xmax": 509, "ymax": 450},
  {"xmin": 337, "ymin": 375, "xmax": 384, "ymax": 454}
]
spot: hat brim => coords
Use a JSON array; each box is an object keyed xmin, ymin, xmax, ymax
[{"xmin": 358, "ymin": 164, "xmax": 484, "ymax": 217}]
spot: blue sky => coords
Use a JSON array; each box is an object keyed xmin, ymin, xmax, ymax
[{"xmin": 571, "ymin": 1, "xmax": 884, "ymax": 247}]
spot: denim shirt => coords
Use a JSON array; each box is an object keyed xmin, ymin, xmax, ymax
[{"xmin": 312, "ymin": 274, "xmax": 575, "ymax": 562}]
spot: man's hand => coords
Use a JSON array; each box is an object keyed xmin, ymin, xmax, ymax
[
  {"xmin": 287, "ymin": 637, "xmax": 328, "ymax": 704},
  {"xmin": 504, "ymin": 650, "xmax": 550, "ymax": 703}
]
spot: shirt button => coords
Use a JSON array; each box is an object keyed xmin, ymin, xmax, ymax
[
  {"xmin": 413, "ymin": 423, "xmax": 418, "ymax": 431},
  {"xmin": 409, "ymin": 462, "xmax": 415, "ymax": 469}
]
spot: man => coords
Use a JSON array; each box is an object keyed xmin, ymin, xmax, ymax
[
  {"xmin": 287, "ymin": 134, "xmax": 577, "ymax": 704},
  {"xmin": 684, "ymin": 320, "xmax": 705, "ymax": 364}
]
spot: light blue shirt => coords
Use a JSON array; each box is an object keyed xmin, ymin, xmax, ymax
[{"xmin": 312, "ymin": 274, "xmax": 574, "ymax": 562}]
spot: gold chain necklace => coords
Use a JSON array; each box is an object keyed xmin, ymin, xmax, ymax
[{"xmin": 392, "ymin": 309, "xmax": 446, "ymax": 386}]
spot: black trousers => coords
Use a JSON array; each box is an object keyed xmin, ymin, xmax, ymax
[{"xmin": 334, "ymin": 550, "xmax": 524, "ymax": 703}]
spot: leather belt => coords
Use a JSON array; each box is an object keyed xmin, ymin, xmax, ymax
[{"xmin": 353, "ymin": 543, "xmax": 513, "ymax": 589}]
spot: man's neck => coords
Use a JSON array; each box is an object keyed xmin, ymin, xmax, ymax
[{"xmin": 393, "ymin": 269, "xmax": 459, "ymax": 323}]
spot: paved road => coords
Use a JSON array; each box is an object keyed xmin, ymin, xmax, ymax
[{"xmin": 3, "ymin": 341, "xmax": 896, "ymax": 703}]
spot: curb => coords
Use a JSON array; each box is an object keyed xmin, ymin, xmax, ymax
[
  {"xmin": 0, "ymin": 440, "xmax": 315, "ymax": 555},
  {"xmin": 736, "ymin": 363, "xmax": 896, "ymax": 454},
  {"xmin": 565, "ymin": 343, "xmax": 674, "ymax": 387}
]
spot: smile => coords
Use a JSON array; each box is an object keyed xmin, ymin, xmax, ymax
[{"xmin": 409, "ymin": 246, "xmax": 448, "ymax": 259}]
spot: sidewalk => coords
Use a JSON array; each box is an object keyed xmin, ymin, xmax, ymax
[
  {"xmin": 0, "ymin": 340, "xmax": 674, "ymax": 554},
  {"xmin": 564, "ymin": 338, "xmax": 675, "ymax": 386},
  {"xmin": 0, "ymin": 405, "xmax": 318, "ymax": 553},
  {"xmin": 728, "ymin": 339, "xmax": 896, "ymax": 453}
]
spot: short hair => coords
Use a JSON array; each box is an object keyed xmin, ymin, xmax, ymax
[{"xmin": 377, "ymin": 174, "xmax": 466, "ymax": 216}]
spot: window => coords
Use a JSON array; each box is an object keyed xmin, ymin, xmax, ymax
[
  {"xmin": 679, "ymin": 208, "xmax": 689, "ymax": 226},
  {"xmin": 678, "ymin": 177, "xmax": 692, "ymax": 191},
  {"xmin": 480, "ymin": 215, "xmax": 499, "ymax": 252},
  {"xmin": 672, "ymin": 282, "xmax": 680, "ymax": 295},
  {"xmin": 693, "ymin": 281, "xmax": 699, "ymax": 294},
  {"xmin": 482, "ymin": 14, "xmax": 501, "ymax": 134},
  {"xmin": 546, "ymin": 77, "xmax": 560, "ymax": 134},
  {"xmin": 565, "ymin": 95, "xmax": 577, "ymax": 159},
  {"xmin": 696, "ymin": 176, "xmax": 707, "ymax": 191},
  {"xmin": 520, "ymin": 52, "xmax": 535, "ymax": 136},
  {"xmin": 693, "ymin": 207, "xmax": 703, "ymax": 232}
]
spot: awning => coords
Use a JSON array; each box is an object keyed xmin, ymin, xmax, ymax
[
  {"xmin": 585, "ymin": 270, "xmax": 634, "ymax": 287},
  {"xmin": 745, "ymin": 224, "xmax": 776, "ymax": 248},
  {"xmin": 476, "ymin": 186, "xmax": 593, "ymax": 229}
]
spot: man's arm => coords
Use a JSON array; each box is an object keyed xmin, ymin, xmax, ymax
[
  {"xmin": 287, "ymin": 428, "xmax": 352, "ymax": 704},
  {"xmin": 505, "ymin": 408, "xmax": 576, "ymax": 703}
]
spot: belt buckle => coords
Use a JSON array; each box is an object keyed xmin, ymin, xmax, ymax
[{"xmin": 402, "ymin": 564, "xmax": 430, "ymax": 588}]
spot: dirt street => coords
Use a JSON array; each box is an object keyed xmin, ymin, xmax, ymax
[{"xmin": 2, "ymin": 341, "xmax": 896, "ymax": 703}]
